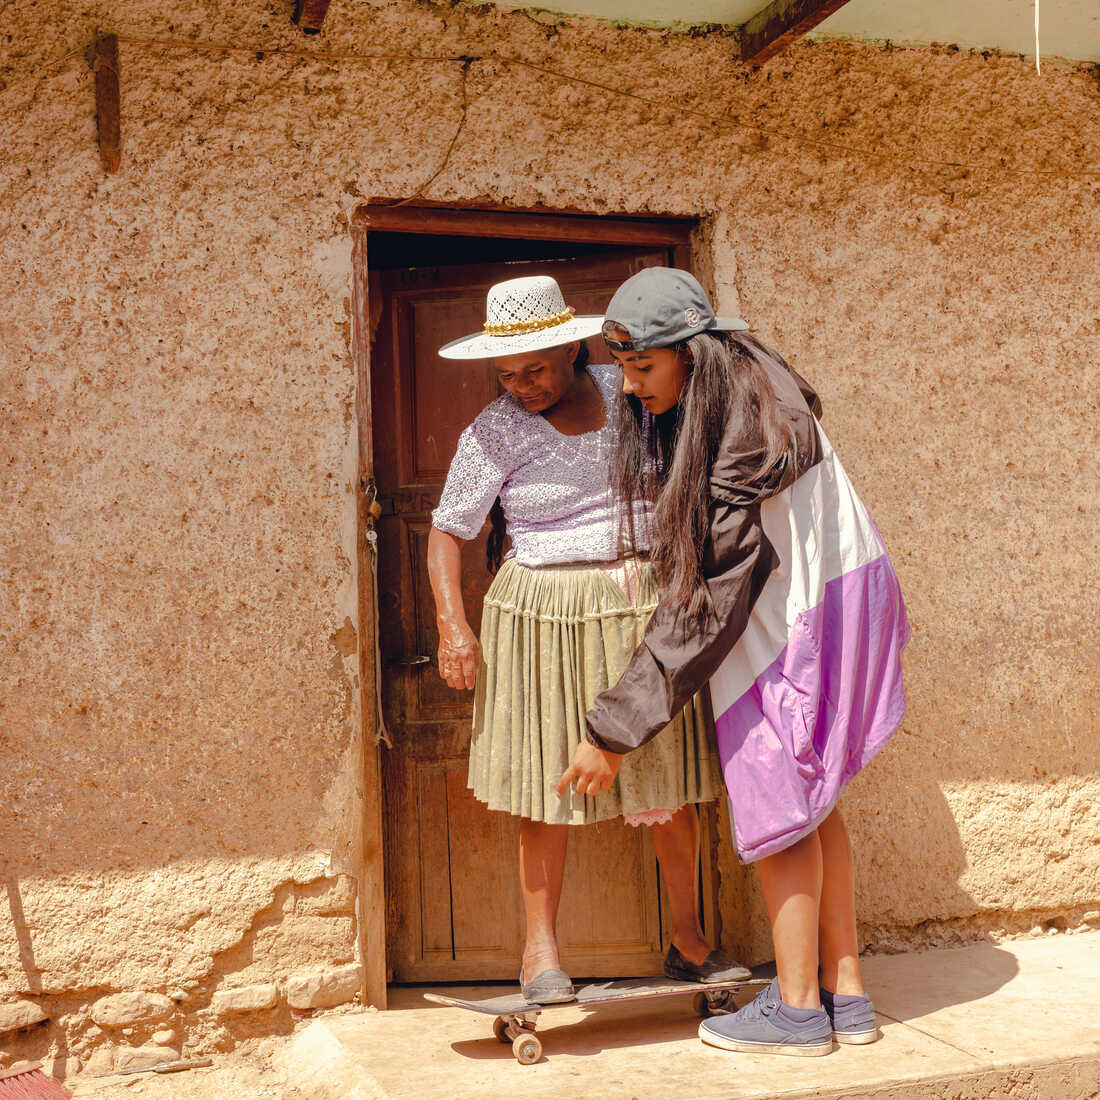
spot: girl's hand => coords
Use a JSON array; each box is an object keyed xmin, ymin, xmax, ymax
[
  {"xmin": 556, "ymin": 739, "xmax": 622, "ymax": 798},
  {"xmin": 437, "ymin": 621, "xmax": 480, "ymax": 690}
]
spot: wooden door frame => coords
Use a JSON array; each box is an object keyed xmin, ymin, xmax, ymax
[{"xmin": 351, "ymin": 202, "xmax": 709, "ymax": 1009}]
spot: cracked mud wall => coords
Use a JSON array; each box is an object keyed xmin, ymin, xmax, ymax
[{"xmin": 1, "ymin": 0, "xmax": 1097, "ymax": 1063}]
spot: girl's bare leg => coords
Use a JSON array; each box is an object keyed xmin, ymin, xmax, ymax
[
  {"xmin": 817, "ymin": 806, "xmax": 865, "ymax": 996},
  {"xmin": 755, "ymin": 828, "xmax": 823, "ymax": 1010},
  {"xmin": 650, "ymin": 806, "xmax": 712, "ymax": 964},
  {"xmin": 518, "ymin": 819, "xmax": 569, "ymax": 978}
]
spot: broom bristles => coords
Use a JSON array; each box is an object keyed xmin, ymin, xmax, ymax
[{"xmin": 0, "ymin": 1063, "xmax": 71, "ymax": 1100}]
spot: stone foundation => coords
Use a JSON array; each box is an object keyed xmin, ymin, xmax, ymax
[{"xmin": 0, "ymin": 874, "xmax": 362, "ymax": 1073}]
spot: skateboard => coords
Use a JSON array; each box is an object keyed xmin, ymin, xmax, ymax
[{"xmin": 424, "ymin": 975, "xmax": 769, "ymax": 1064}]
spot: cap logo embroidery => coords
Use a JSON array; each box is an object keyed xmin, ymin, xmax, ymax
[{"xmin": 684, "ymin": 307, "xmax": 701, "ymax": 327}]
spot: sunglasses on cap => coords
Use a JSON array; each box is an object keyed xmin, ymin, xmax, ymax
[{"xmin": 601, "ymin": 320, "xmax": 639, "ymax": 352}]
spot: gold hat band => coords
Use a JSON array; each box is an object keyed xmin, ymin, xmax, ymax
[{"xmin": 483, "ymin": 307, "xmax": 574, "ymax": 337}]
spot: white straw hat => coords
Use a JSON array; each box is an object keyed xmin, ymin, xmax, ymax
[{"xmin": 438, "ymin": 275, "xmax": 605, "ymax": 360}]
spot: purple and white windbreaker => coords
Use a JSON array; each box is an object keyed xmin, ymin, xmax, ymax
[{"xmin": 586, "ymin": 335, "xmax": 910, "ymax": 862}]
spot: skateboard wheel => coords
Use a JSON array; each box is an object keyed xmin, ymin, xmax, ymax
[
  {"xmin": 512, "ymin": 1033, "xmax": 542, "ymax": 1065},
  {"xmin": 492, "ymin": 1016, "xmax": 510, "ymax": 1043},
  {"xmin": 691, "ymin": 992, "xmax": 710, "ymax": 1017}
]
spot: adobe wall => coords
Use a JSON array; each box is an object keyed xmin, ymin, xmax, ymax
[{"xmin": 1, "ymin": 0, "xmax": 1097, "ymax": 1074}]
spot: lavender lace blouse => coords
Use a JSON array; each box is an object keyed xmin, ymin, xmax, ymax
[{"xmin": 431, "ymin": 364, "xmax": 651, "ymax": 567}]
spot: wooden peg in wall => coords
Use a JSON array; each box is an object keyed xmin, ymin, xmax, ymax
[
  {"xmin": 93, "ymin": 34, "xmax": 121, "ymax": 173},
  {"xmin": 293, "ymin": 0, "xmax": 331, "ymax": 34}
]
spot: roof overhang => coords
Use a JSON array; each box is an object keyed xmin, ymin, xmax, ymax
[{"xmin": 485, "ymin": 0, "xmax": 1099, "ymax": 63}]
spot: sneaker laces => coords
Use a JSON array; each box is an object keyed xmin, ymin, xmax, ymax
[{"xmin": 740, "ymin": 980, "xmax": 781, "ymax": 1021}]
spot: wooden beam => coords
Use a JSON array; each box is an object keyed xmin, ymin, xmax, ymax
[
  {"xmin": 360, "ymin": 204, "xmax": 694, "ymax": 248},
  {"xmin": 92, "ymin": 34, "xmax": 121, "ymax": 173},
  {"xmin": 740, "ymin": 0, "xmax": 852, "ymax": 64},
  {"xmin": 293, "ymin": 0, "xmax": 331, "ymax": 34}
]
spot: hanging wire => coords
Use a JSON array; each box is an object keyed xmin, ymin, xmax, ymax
[
  {"xmin": 389, "ymin": 58, "xmax": 473, "ymax": 208},
  {"xmin": 364, "ymin": 528, "xmax": 392, "ymax": 748}
]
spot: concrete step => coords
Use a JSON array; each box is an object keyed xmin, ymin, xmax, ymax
[{"xmin": 280, "ymin": 933, "xmax": 1100, "ymax": 1099}]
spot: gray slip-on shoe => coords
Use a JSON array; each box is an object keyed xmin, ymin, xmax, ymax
[
  {"xmin": 820, "ymin": 987, "xmax": 880, "ymax": 1044},
  {"xmin": 664, "ymin": 945, "xmax": 752, "ymax": 984},
  {"xmin": 698, "ymin": 979, "xmax": 833, "ymax": 1057},
  {"xmin": 519, "ymin": 966, "xmax": 575, "ymax": 1005}
]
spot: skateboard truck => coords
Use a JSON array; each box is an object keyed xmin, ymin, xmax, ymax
[{"xmin": 491, "ymin": 1012, "xmax": 543, "ymax": 1065}]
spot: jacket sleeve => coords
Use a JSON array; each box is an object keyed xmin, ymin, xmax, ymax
[
  {"xmin": 585, "ymin": 342, "xmax": 820, "ymax": 756},
  {"xmin": 584, "ymin": 494, "xmax": 777, "ymax": 755}
]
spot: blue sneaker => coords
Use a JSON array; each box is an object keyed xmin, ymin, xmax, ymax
[
  {"xmin": 820, "ymin": 987, "xmax": 879, "ymax": 1045},
  {"xmin": 698, "ymin": 979, "xmax": 833, "ymax": 1057}
]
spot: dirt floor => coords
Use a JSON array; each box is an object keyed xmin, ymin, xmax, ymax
[{"xmin": 67, "ymin": 1033, "xmax": 300, "ymax": 1098}]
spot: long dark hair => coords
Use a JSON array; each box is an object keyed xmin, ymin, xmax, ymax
[
  {"xmin": 486, "ymin": 340, "xmax": 592, "ymax": 573},
  {"xmin": 616, "ymin": 331, "xmax": 794, "ymax": 625}
]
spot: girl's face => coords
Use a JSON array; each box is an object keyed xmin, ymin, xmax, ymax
[
  {"xmin": 493, "ymin": 342, "xmax": 580, "ymax": 414},
  {"xmin": 607, "ymin": 329, "xmax": 690, "ymax": 415}
]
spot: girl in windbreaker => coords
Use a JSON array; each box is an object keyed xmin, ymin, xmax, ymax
[{"xmin": 559, "ymin": 267, "xmax": 909, "ymax": 1056}]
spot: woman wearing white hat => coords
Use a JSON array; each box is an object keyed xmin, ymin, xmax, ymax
[{"xmin": 428, "ymin": 275, "xmax": 748, "ymax": 1003}]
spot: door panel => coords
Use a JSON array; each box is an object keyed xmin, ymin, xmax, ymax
[{"xmin": 373, "ymin": 247, "xmax": 680, "ymax": 981}]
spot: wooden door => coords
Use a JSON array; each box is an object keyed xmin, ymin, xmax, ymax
[{"xmin": 373, "ymin": 247, "xmax": 679, "ymax": 982}]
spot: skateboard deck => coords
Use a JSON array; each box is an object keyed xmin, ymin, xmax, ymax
[{"xmin": 424, "ymin": 975, "xmax": 769, "ymax": 1064}]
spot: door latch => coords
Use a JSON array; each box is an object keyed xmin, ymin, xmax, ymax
[{"xmin": 388, "ymin": 654, "xmax": 431, "ymax": 667}]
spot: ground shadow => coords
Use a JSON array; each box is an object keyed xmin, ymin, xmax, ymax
[
  {"xmin": 3, "ymin": 879, "xmax": 39, "ymax": 992},
  {"xmin": 864, "ymin": 941, "xmax": 1021, "ymax": 1024}
]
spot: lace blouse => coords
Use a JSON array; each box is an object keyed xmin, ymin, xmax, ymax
[{"xmin": 431, "ymin": 364, "xmax": 651, "ymax": 566}]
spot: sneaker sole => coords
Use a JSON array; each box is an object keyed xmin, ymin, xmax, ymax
[
  {"xmin": 698, "ymin": 1023, "xmax": 833, "ymax": 1057},
  {"xmin": 834, "ymin": 1028, "xmax": 880, "ymax": 1045}
]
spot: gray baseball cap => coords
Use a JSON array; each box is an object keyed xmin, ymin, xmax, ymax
[{"xmin": 602, "ymin": 267, "xmax": 748, "ymax": 351}]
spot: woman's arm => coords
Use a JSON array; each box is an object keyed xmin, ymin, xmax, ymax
[
  {"xmin": 428, "ymin": 414, "xmax": 513, "ymax": 690},
  {"xmin": 427, "ymin": 526, "xmax": 480, "ymax": 691}
]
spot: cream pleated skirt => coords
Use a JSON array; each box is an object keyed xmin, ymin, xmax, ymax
[{"xmin": 469, "ymin": 557, "xmax": 722, "ymax": 826}]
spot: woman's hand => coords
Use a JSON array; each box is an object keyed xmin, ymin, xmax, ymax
[
  {"xmin": 437, "ymin": 620, "xmax": 480, "ymax": 690},
  {"xmin": 428, "ymin": 527, "xmax": 479, "ymax": 690},
  {"xmin": 556, "ymin": 739, "xmax": 623, "ymax": 798}
]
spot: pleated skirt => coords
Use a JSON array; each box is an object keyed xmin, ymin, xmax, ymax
[{"xmin": 469, "ymin": 557, "xmax": 722, "ymax": 825}]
